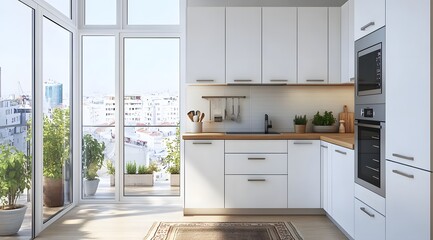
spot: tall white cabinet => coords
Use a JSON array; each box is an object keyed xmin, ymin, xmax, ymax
[
  {"xmin": 340, "ymin": 0, "xmax": 354, "ymax": 83},
  {"xmin": 186, "ymin": 7, "xmax": 225, "ymax": 84},
  {"xmin": 226, "ymin": 7, "xmax": 261, "ymax": 84},
  {"xmin": 262, "ymin": 7, "xmax": 297, "ymax": 84},
  {"xmin": 297, "ymin": 7, "xmax": 328, "ymax": 84},
  {"xmin": 386, "ymin": 0, "xmax": 432, "ymax": 239}
]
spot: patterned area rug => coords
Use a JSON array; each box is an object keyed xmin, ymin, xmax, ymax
[{"xmin": 145, "ymin": 222, "xmax": 303, "ymax": 240}]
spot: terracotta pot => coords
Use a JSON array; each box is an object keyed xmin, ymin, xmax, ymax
[
  {"xmin": 295, "ymin": 124, "xmax": 306, "ymax": 133},
  {"xmin": 43, "ymin": 177, "xmax": 64, "ymax": 207}
]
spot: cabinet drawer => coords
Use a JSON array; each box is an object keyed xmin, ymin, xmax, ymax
[
  {"xmin": 225, "ymin": 175, "xmax": 287, "ymax": 208},
  {"xmin": 225, "ymin": 154, "xmax": 287, "ymax": 174},
  {"xmin": 225, "ymin": 140, "xmax": 287, "ymax": 153},
  {"xmin": 355, "ymin": 199, "xmax": 385, "ymax": 240}
]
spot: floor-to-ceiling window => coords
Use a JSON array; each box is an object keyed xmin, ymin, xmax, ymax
[
  {"xmin": 0, "ymin": 0, "xmax": 34, "ymax": 237},
  {"xmin": 81, "ymin": 0, "xmax": 181, "ymax": 200},
  {"xmin": 42, "ymin": 16, "xmax": 73, "ymax": 222}
]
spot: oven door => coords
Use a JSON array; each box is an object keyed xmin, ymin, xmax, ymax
[{"xmin": 355, "ymin": 120, "xmax": 385, "ymax": 197}]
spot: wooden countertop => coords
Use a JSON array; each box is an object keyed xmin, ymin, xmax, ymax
[{"xmin": 182, "ymin": 132, "xmax": 354, "ymax": 149}]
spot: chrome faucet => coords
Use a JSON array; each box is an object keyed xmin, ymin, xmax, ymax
[{"xmin": 265, "ymin": 114, "xmax": 272, "ymax": 133}]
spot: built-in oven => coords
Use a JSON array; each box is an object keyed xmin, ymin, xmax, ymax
[
  {"xmin": 355, "ymin": 27, "xmax": 385, "ymax": 105},
  {"xmin": 355, "ymin": 104, "xmax": 385, "ymax": 197}
]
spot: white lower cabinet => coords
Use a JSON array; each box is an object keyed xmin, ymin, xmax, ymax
[
  {"xmin": 225, "ymin": 175, "xmax": 288, "ymax": 208},
  {"xmin": 185, "ymin": 140, "xmax": 224, "ymax": 208},
  {"xmin": 287, "ymin": 140, "xmax": 320, "ymax": 208},
  {"xmin": 386, "ymin": 160, "xmax": 431, "ymax": 240},
  {"xmin": 355, "ymin": 199, "xmax": 385, "ymax": 240},
  {"xmin": 320, "ymin": 141, "xmax": 331, "ymax": 213}
]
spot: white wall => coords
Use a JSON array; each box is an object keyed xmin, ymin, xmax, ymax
[{"xmin": 185, "ymin": 85, "xmax": 354, "ymax": 133}]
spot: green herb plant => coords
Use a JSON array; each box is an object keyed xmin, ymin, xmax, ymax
[
  {"xmin": 126, "ymin": 161, "xmax": 137, "ymax": 174},
  {"xmin": 293, "ymin": 115, "xmax": 307, "ymax": 125},
  {"xmin": 312, "ymin": 111, "xmax": 336, "ymax": 126},
  {"xmin": 163, "ymin": 127, "xmax": 180, "ymax": 174},
  {"xmin": 137, "ymin": 162, "xmax": 160, "ymax": 174},
  {"xmin": 82, "ymin": 134, "xmax": 106, "ymax": 180},
  {"xmin": 105, "ymin": 160, "xmax": 115, "ymax": 175}
]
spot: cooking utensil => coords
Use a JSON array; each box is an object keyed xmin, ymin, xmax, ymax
[
  {"xmin": 199, "ymin": 112, "xmax": 205, "ymax": 122},
  {"xmin": 196, "ymin": 110, "xmax": 200, "ymax": 116},
  {"xmin": 236, "ymin": 98, "xmax": 241, "ymax": 122},
  {"xmin": 224, "ymin": 98, "xmax": 228, "ymax": 120},
  {"xmin": 187, "ymin": 111, "xmax": 194, "ymax": 122},
  {"xmin": 231, "ymin": 98, "xmax": 236, "ymax": 121}
]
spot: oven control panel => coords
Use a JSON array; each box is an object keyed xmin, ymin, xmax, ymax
[{"xmin": 361, "ymin": 108, "xmax": 374, "ymax": 118}]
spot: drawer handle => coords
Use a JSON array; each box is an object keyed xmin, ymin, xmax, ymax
[
  {"xmin": 233, "ymin": 79, "xmax": 252, "ymax": 82},
  {"xmin": 392, "ymin": 169, "xmax": 414, "ymax": 179},
  {"xmin": 196, "ymin": 79, "xmax": 215, "ymax": 82},
  {"xmin": 335, "ymin": 149, "xmax": 347, "ymax": 155},
  {"xmin": 372, "ymin": 145, "xmax": 380, "ymax": 149},
  {"xmin": 192, "ymin": 142, "xmax": 212, "ymax": 145},
  {"xmin": 361, "ymin": 21, "xmax": 375, "ymax": 31},
  {"xmin": 392, "ymin": 153, "xmax": 414, "ymax": 161},
  {"xmin": 294, "ymin": 142, "xmax": 313, "ymax": 145},
  {"xmin": 248, "ymin": 179, "xmax": 266, "ymax": 182},
  {"xmin": 365, "ymin": 165, "xmax": 379, "ymax": 172},
  {"xmin": 355, "ymin": 122, "xmax": 381, "ymax": 129},
  {"xmin": 270, "ymin": 79, "xmax": 288, "ymax": 82},
  {"xmin": 306, "ymin": 79, "xmax": 324, "ymax": 82},
  {"xmin": 320, "ymin": 145, "xmax": 328, "ymax": 148},
  {"xmin": 360, "ymin": 207, "xmax": 375, "ymax": 218},
  {"xmin": 248, "ymin": 158, "xmax": 266, "ymax": 160}
]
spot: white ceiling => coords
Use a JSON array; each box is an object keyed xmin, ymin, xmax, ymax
[{"xmin": 188, "ymin": 0, "xmax": 348, "ymax": 7}]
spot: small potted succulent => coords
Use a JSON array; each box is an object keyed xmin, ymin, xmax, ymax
[
  {"xmin": 0, "ymin": 144, "xmax": 31, "ymax": 235},
  {"xmin": 293, "ymin": 115, "xmax": 307, "ymax": 133},
  {"xmin": 312, "ymin": 111, "xmax": 338, "ymax": 133}
]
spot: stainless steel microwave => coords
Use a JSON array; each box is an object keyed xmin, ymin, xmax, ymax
[{"xmin": 355, "ymin": 27, "xmax": 385, "ymax": 105}]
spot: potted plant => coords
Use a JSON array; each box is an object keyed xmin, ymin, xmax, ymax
[
  {"xmin": 163, "ymin": 128, "xmax": 180, "ymax": 186},
  {"xmin": 124, "ymin": 161, "xmax": 137, "ymax": 186},
  {"xmin": 137, "ymin": 162, "xmax": 159, "ymax": 186},
  {"xmin": 312, "ymin": 111, "xmax": 338, "ymax": 133},
  {"xmin": 293, "ymin": 114, "xmax": 307, "ymax": 133},
  {"xmin": 0, "ymin": 144, "xmax": 31, "ymax": 236},
  {"xmin": 82, "ymin": 134, "xmax": 106, "ymax": 196},
  {"xmin": 105, "ymin": 160, "xmax": 115, "ymax": 187},
  {"xmin": 43, "ymin": 108, "xmax": 70, "ymax": 207}
]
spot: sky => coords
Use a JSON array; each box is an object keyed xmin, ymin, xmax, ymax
[{"xmin": 0, "ymin": 0, "xmax": 180, "ymax": 99}]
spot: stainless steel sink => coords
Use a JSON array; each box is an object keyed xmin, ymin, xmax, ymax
[{"xmin": 225, "ymin": 131, "xmax": 280, "ymax": 135}]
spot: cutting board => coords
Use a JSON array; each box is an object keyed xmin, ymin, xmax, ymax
[{"xmin": 339, "ymin": 105, "xmax": 354, "ymax": 133}]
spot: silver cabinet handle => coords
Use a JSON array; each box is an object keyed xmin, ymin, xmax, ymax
[
  {"xmin": 306, "ymin": 79, "xmax": 325, "ymax": 82},
  {"xmin": 372, "ymin": 145, "xmax": 380, "ymax": 149},
  {"xmin": 392, "ymin": 153, "xmax": 414, "ymax": 161},
  {"xmin": 233, "ymin": 79, "xmax": 252, "ymax": 82},
  {"xmin": 355, "ymin": 122, "xmax": 381, "ymax": 129},
  {"xmin": 335, "ymin": 149, "xmax": 347, "ymax": 155},
  {"xmin": 248, "ymin": 157, "xmax": 266, "ymax": 160},
  {"xmin": 320, "ymin": 145, "xmax": 328, "ymax": 148},
  {"xmin": 294, "ymin": 142, "xmax": 313, "ymax": 145},
  {"xmin": 192, "ymin": 142, "xmax": 212, "ymax": 145},
  {"xmin": 270, "ymin": 79, "xmax": 288, "ymax": 82},
  {"xmin": 361, "ymin": 21, "xmax": 375, "ymax": 31},
  {"xmin": 360, "ymin": 207, "xmax": 375, "ymax": 218},
  {"xmin": 392, "ymin": 169, "xmax": 414, "ymax": 179},
  {"xmin": 196, "ymin": 79, "xmax": 215, "ymax": 82},
  {"xmin": 248, "ymin": 179, "xmax": 266, "ymax": 182}
]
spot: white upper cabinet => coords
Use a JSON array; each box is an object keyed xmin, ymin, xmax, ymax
[
  {"xmin": 354, "ymin": 0, "xmax": 385, "ymax": 40},
  {"xmin": 298, "ymin": 7, "xmax": 328, "ymax": 84},
  {"xmin": 386, "ymin": 0, "xmax": 431, "ymax": 171},
  {"xmin": 226, "ymin": 7, "xmax": 261, "ymax": 84},
  {"xmin": 262, "ymin": 7, "xmax": 297, "ymax": 84},
  {"xmin": 186, "ymin": 7, "xmax": 226, "ymax": 84},
  {"xmin": 340, "ymin": 0, "xmax": 355, "ymax": 83},
  {"xmin": 328, "ymin": 7, "xmax": 341, "ymax": 84}
]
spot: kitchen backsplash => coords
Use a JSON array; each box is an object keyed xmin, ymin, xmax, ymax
[{"xmin": 186, "ymin": 85, "xmax": 354, "ymax": 133}]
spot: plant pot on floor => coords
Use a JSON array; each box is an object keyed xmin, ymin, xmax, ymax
[
  {"xmin": 170, "ymin": 174, "xmax": 180, "ymax": 186},
  {"xmin": 84, "ymin": 179, "xmax": 100, "ymax": 196},
  {"xmin": 294, "ymin": 124, "xmax": 306, "ymax": 133},
  {"xmin": 0, "ymin": 205, "xmax": 27, "ymax": 236},
  {"xmin": 43, "ymin": 177, "xmax": 64, "ymax": 207}
]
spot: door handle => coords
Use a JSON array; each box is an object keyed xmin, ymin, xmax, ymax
[
  {"xmin": 392, "ymin": 153, "xmax": 414, "ymax": 161},
  {"xmin": 247, "ymin": 179, "xmax": 266, "ymax": 182},
  {"xmin": 360, "ymin": 207, "xmax": 375, "ymax": 218},
  {"xmin": 392, "ymin": 169, "xmax": 414, "ymax": 179},
  {"xmin": 361, "ymin": 21, "xmax": 375, "ymax": 31},
  {"xmin": 247, "ymin": 158, "xmax": 266, "ymax": 160},
  {"xmin": 335, "ymin": 149, "xmax": 347, "ymax": 155}
]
